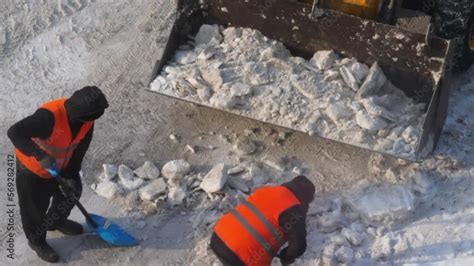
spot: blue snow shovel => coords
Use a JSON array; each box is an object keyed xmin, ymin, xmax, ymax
[{"xmin": 47, "ymin": 167, "xmax": 139, "ymax": 247}]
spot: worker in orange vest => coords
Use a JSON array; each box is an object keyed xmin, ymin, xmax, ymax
[
  {"xmin": 7, "ymin": 86, "xmax": 109, "ymax": 263},
  {"xmin": 211, "ymin": 175, "xmax": 315, "ymax": 265}
]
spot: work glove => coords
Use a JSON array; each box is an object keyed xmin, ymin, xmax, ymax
[
  {"xmin": 42, "ymin": 161, "xmax": 77, "ymax": 198},
  {"xmin": 39, "ymin": 155, "xmax": 57, "ymax": 172},
  {"xmin": 58, "ymin": 178, "xmax": 77, "ymax": 198}
]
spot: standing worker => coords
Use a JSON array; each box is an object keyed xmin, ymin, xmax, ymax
[
  {"xmin": 7, "ymin": 86, "xmax": 109, "ymax": 263},
  {"xmin": 210, "ymin": 175, "xmax": 315, "ymax": 265}
]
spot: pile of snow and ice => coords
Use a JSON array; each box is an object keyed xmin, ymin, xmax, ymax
[
  {"xmin": 91, "ymin": 150, "xmax": 307, "ymax": 264},
  {"xmin": 290, "ymin": 146, "xmax": 474, "ymax": 266},
  {"xmin": 151, "ymin": 24, "xmax": 426, "ymax": 159},
  {"xmin": 93, "ymin": 133, "xmax": 449, "ymax": 266},
  {"xmin": 91, "ymin": 152, "xmax": 300, "ymax": 216},
  {"xmin": 92, "ymin": 160, "xmax": 192, "ymax": 213}
]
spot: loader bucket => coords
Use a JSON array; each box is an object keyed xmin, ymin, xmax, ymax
[{"xmin": 149, "ymin": 0, "xmax": 453, "ymax": 160}]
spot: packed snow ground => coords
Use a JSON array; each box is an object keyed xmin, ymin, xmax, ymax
[
  {"xmin": 1, "ymin": 0, "xmax": 473, "ymax": 265},
  {"xmin": 151, "ymin": 24, "xmax": 426, "ymax": 160}
]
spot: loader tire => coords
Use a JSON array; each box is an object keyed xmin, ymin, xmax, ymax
[{"xmin": 433, "ymin": 0, "xmax": 474, "ymax": 72}]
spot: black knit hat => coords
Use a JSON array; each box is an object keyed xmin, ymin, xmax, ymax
[
  {"xmin": 66, "ymin": 86, "xmax": 109, "ymax": 120},
  {"xmin": 282, "ymin": 175, "xmax": 316, "ymax": 205}
]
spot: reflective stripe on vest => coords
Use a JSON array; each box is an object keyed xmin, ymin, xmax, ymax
[
  {"xmin": 32, "ymin": 139, "xmax": 76, "ymax": 166},
  {"xmin": 229, "ymin": 208, "xmax": 276, "ymax": 258},
  {"xmin": 241, "ymin": 200, "xmax": 286, "ymax": 247},
  {"xmin": 33, "ymin": 139, "xmax": 78, "ymax": 154}
]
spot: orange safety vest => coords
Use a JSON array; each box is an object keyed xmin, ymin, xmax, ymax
[
  {"xmin": 16, "ymin": 98, "xmax": 93, "ymax": 179},
  {"xmin": 214, "ymin": 186, "xmax": 301, "ymax": 266}
]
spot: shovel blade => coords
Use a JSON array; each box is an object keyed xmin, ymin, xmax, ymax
[{"xmin": 87, "ymin": 214, "xmax": 139, "ymax": 247}]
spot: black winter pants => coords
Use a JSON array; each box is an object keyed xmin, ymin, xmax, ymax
[
  {"xmin": 16, "ymin": 161, "xmax": 82, "ymax": 244},
  {"xmin": 210, "ymin": 233, "xmax": 245, "ymax": 266}
]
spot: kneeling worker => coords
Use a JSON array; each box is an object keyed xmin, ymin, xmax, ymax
[
  {"xmin": 210, "ymin": 175, "xmax": 315, "ymax": 265},
  {"xmin": 7, "ymin": 86, "xmax": 109, "ymax": 263}
]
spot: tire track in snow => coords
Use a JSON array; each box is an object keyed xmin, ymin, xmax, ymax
[{"xmin": 0, "ymin": 0, "xmax": 94, "ymax": 59}]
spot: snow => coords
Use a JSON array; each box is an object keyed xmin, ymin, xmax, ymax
[
  {"xmin": 242, "ymin": 163, "xmax": 270, "ymax": 185},
  {"xmin": 161, "ymin": 159, "xmax": 191, "ymax": 186},
  {"xmin": 355, "ymin": 110, "xmax": 389, "ymax": 131},
  {"xmin": 310, "ymin": 50, "xmax": 338, "ymax": 70},
  {"xmin": 411, "ymin": 171, "xmax": 435, "ymax": 195},
  {"xmin": 101, "ymin": 164, "xmax": 118, "ymax": 181},
  {"xmin": 226, "ymin": 176, "xmax": 250, "ymax": 193},
  {"xmin": 233, "ymin": 136, "xmax": 257, "ymax": 155},
  {"xmin": 341, "ymin": 228, "xmax": 365, "ymax": 246},
  {"xmin": 346, "ymin": 182, "xmax": 416, "ymax": 223},
  {"xmin": 349, "ymin": 62, "xmax": 370, "ymax": 83},
  {"xmin": 139, "ymin": 178, "xmax": 167, "ymax": 201},
  {"xmin": 308, "ymin": 197, "xmax": 333, "ymax": 216},
  {"xmin": 118, "ymin": 164, "xmax": 135, "ymax": 180},
  {"xmin": 357, "ymin": 62, "xmax": 388, "ymax": 99},
  {"xmin": 2, "ymin": 1, "xmax": 474, "ymax": 265},
  {"xmin": 227, "ymin": 166, "xmax": 245, "ymax": 175},
  {"xmin": 361, "ymin": 97, "xmax": 398, "ymax": 122},
  {"xmin": 326, "ymin": 101, "xmax": 353, "ymax": 124},
  {"xmin": 194, "ymin": 24, "xmax": 222, "ymax": 45},
  {"xmin": 318, "ymin": 211, "xmax": 346, "ymax": 233},
  {"xmin": 335, "ymin": 246, "xmax": 355, "ymax": 263},
  {"xmin": 200, "ymin": 163, "xmax": 228, "ymax": 194},
  {"xmin": 134, "ymin": 161, "xmax": 161, "ymax": 179},
  {"xmin": 167, "ymin": 186, "xmax": 187, "ymax": 206},
  {"xmin": 151, "ymin": 25, "xmax": 426, "ymax": 159},
  {"xmin": 340, "ymin": 65, "xmax": 360, "ymax": 91},
  {"xmin": 120, "ymin": 176, "xmax": 145, "ymax": 191},
  {"xmin": 262, "ymin": 157, "xmax": 286, "ymax": 172},
  {"xmin": 116, "ymin": 164, "xmax": 144, "ymax": 190},
  {"xmin": 229, "ymin": 82, "xmax": 252, "ymax": 97},
  {"xmin": 94, "ymin": 181, "xmax": 121, "ymax": 199}
]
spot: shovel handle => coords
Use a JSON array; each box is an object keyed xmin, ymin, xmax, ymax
[
  {"xmin": 74, "ymin": 199, "xmax": 99, "ymax": 228},
  {"xmin": 49, "ymin": 170, "xmax": 99, "ymax": 228}
]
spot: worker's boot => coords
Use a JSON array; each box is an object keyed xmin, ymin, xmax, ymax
[
  {"xmin": 28, "ymin": 240, "xmax": 60, "ymax": 263},
  {"xmin": 48, "ymin": 219, "xmax": 83, "ymax": 235}
]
